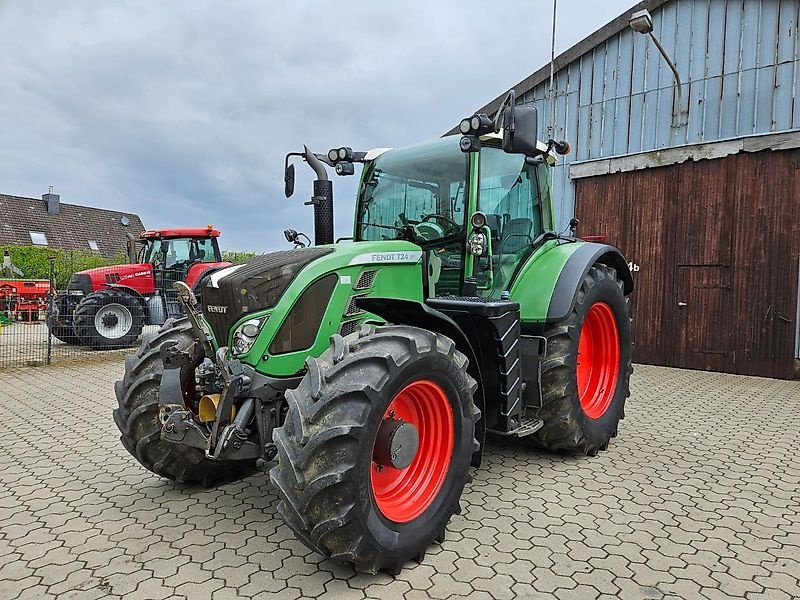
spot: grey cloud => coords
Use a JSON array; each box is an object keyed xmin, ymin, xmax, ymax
[{"xmin": 1, "ymin": 0, "xmax": 635, "ymax": 252}]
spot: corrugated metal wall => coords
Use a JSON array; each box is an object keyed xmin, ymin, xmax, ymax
[{"xmin": 519, "ymin": 0, "xmax": 800, "ymax": 230}]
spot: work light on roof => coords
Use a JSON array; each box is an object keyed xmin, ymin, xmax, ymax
[{"xmin": 458, "ymin": 113, "xmax": 494, "ymax": 136}]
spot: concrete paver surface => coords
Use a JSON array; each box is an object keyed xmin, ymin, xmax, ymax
[{"xmin": 0, "ymin": 361, "xmax": 798, "ymax": 599}]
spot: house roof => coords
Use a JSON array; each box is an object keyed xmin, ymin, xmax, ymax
[
  {"xmin": 0, "ymin": 193, "xmax": 145, "ymax": 260},
  {"xmin": 446, "ymin": 0, "xmax": 671, "ymax": 135}
]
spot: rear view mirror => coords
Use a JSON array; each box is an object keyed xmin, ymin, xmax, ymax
[
  {"xmin": 502, "ymin": 104, "xmax": 539, "ymax": 155},
  {"xmin": 285, "ymin": 163, "xmax": 295, "ymax": 198}
]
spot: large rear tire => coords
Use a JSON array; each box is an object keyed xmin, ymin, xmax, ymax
[
  {"xmin": 50, "ymin": 325, "xmax": 80, "ymax": 344},
  {"xmin": 74, "ymin": 289, "xmax": 144, "ymax": 349},
  {"xmin": 532, "ymin": 263, "xmax": 632, "ymax": 455},
  {"xmin": 112, "ymin": 317, "xmax": 257, "ymax": 485},
  {"xmin": 270, "ymin": 325, "xmax": 479, "ymax": 574}
]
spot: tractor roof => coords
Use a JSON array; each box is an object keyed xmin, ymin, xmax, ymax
[{"xmin": 140, "ymin": 226, "xmax": 220, "ymax": 240}]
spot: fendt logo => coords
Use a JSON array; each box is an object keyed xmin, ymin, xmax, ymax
[{"xmin": 207, "ymin": 305, "xmax": 228, "ymax": 314}]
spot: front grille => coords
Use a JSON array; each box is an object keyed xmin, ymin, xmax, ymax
[
  {"xmin": 201, "ymin": 247, "xmax": 333, "ymax": 344},
  {"xmin": 67, "ymin": 274, "xmax": 93, "ymax": 296}
]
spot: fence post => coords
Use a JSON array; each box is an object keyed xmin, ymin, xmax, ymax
[{"xmin": 46, "ymin": 256, "xmax": 55, "ymax": 365}]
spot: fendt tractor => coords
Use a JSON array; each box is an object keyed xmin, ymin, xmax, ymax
[
  {"xmin": 51, "ymin": 227, "xmax": 229, "ymax": 349},
  {"xmin": 114, "ymin": 93, "xmax": 634, "ymax": 574}
]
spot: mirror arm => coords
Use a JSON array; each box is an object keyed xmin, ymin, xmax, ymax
[{"xmin": 493, "ymin": 89, "xmax": 516, "ymax": 132}]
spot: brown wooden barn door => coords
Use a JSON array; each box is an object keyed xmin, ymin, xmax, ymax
[
  {"xmin": 672, "ymin": 266, "xmax": 733, "ymax": 371},
  {"xmin": 667, "ymin": 161, "xmax": 735, "ymax": 371}
]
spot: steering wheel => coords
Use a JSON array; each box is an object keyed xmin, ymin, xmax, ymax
[{"xmin": 422, "ymin": 213, "xmax": 459, "ymax": 231}]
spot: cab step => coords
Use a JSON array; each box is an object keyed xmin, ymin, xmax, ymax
[{"xmin": 488, "ymin": 416, "xmax": 543, "ymax": 438}]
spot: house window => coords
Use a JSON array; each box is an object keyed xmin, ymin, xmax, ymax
[
  {"xmin": 29, "ymin": 232, "xmax": 48, "ymax": 246},
  {"xmin": 88, "ymin": 240, "xmax": 99, "ymax": 251}
]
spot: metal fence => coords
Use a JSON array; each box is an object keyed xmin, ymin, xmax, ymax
[{"xmin": 1, "ymin": 258, "xmax": 164, "ymax": 369}]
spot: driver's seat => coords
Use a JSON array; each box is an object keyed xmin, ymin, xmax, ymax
[{"xmin": 501, "ymin": 218, "xmax": 533, "ymax": 254}]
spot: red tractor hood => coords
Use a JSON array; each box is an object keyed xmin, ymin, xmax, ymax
[{"xmin": 77, "ymin": 263, "xmax": 156, "ymax": 295}]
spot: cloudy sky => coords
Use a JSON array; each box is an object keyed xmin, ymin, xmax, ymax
[{"xmin": 1, "ymin": 1, "xmax": 636, "ymax": 252}]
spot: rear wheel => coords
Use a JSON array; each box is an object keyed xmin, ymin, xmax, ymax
[
  {"xmin": 532, "ymin": 263, "xmax": 632, "ymax": 455},
  {"xmin": 74, "ymin": 289, "xmax": 144, "ymax": 349},
  {"xmin": 270, "ymin": 325, "xmax": 479, "ymax": 574},
  {"xmin": 113, "ymin": 317, "xmax": 256, "ymax": 485}
]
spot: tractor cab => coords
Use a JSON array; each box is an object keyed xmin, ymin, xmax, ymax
[
  {"xmin": 354, "ymin": 133, "xmax": 555, "ymax": 297},
  {"xmin": 137, "ymin": 227, "xmax": 223, "ymax": 292}
]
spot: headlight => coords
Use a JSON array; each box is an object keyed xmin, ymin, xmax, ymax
[{"xmin": 232, "ymin": 316, "xmax": 267, "ymax": 356}]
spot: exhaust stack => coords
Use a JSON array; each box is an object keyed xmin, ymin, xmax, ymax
[{"xmin": 303, "ymin": 146, "xmax": 334, "ymax": 246}]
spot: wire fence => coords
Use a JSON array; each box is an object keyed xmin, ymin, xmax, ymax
[{"xmin": 1, "ymin": 257, "xmax": 172, "ymax": 369}]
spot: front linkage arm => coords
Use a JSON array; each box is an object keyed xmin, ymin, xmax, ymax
[{"xmin": 156, "ymin": 283, "xmax": 262, "ymax": 462}]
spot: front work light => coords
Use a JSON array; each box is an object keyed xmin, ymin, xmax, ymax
[{"xmin": 470, "ymin": 211, "xmax": 487, "ymax": 229}]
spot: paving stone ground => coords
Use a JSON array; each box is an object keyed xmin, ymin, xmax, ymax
[{"xmin": 0, "ymin": 360, "xmax": 798, "ymax": 600}]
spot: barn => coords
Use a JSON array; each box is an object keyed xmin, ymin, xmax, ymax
[{"xmin": 459, "ymin": 0, "xmax": 800, "ymax": 378}]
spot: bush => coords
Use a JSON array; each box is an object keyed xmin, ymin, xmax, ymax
[
  {"xmin": 221, "ymin": 250, "xmax": 259, "ymax": 263},
  {"xmin": 0, "ymin": 246, "xmax": 125, "ymax": 288}
]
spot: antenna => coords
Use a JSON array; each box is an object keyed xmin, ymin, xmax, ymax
[{"xmin": 547, "ymin": 0, "xmax": 558, "ymax": 139}]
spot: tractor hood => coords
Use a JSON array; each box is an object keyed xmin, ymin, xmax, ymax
[
  {"xmin": 198, "ymin": 241, "xmax": 424, "ymax": 358},
  {"xmin": 67, "ymin": 263, "xmax": 155, "ymax": 295}
]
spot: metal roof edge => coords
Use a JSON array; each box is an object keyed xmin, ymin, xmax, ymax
[
  {"xmin": 444, "ymin": 0, "xmax": 671, "ymax": 136},
  {"xmin": 568, "ymin": 130, "xmax": 800, "ymax": 179}
]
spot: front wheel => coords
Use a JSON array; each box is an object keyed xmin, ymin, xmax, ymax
[
  {"xmin": 74, "ymin": 289, "xmax": 144, "ymax": 349},
  {"xmin": 532, "ymin": 263, "xmax": 632, "ymax": 455},
  {"xmin": 270, "ymin": 325, "xmax": 479, "ymax": 574}
]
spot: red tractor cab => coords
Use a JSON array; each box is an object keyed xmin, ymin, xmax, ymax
[{"xmin": 51, "ymin": 226, "xmax": 230, "ymax": 349}]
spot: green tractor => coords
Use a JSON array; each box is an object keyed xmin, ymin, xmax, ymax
[{"xmin": 114, "ymin": 94, "xmax": 633, "ymax": 574}]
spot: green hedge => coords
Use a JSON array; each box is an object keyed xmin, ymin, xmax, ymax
[
  {"xmin": 221, "ymin": 250, "xmax": 259, "ymax": 263},
  {"xmin": 0, "ymin": 245, "xmax": 127, "ymax": 288},
  {"xmin": 1, "ymin": 246, "xmax": 262, "ymax": 288}
]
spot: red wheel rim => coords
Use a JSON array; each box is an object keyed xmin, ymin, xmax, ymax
[
  {"xmin": 576, "ymin": 302, "xmax": 620, "ymax": 419},
  {"xmin": 371, "ymin": 380, "xmax": 454, "ymax": 523}
]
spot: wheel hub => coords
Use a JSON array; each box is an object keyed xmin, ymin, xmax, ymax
[
  {"xmin": 101, "ymin": 312, "xmax": 119, "ymax": 328},
  {"xmin": 373, "ymin": 418, "xmax": 419, "ymax": 470}
]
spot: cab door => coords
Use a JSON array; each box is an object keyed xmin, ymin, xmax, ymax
[{"xmin": 476, "ymin": 146, "xmax": 550, "ymax": 296}]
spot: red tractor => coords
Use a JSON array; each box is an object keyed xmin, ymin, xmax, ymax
[{"xmin": 50, "ymin": 227, "xmax": 229, "ymax": 349}]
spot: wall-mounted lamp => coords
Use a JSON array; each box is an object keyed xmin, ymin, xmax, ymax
[{"xmin": 629, "ymin": 9, "xmax": 686, "ymax": 127}]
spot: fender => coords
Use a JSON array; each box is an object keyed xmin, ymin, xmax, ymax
[
  {"xmin": 105, "ymin": 284, "xmax": 147, "ymax": 308},
  {"xmin": 356, "ymin": 296, "xmax": 486, "ymax": 467},
  {"xmin": 547, "ymin": 243, "xmax": 633, "ymax": 322},
  {"xmin": 510, "ymin": 240, "xmax": 633, "ymax": 323}
]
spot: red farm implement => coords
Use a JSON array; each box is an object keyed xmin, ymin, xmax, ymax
[{"xmin": 0, "ymin": 279, "xmax": 51, "ymax": 323}]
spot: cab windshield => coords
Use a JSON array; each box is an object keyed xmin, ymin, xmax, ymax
[
  {"xmin": 355, "ymin": 137, "xmax": 468, "ymax": 245},
  {"xmin": 141, "ymin": 238, "xmax": 217, "ymax": 268}
]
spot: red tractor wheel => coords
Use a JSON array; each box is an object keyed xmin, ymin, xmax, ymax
[
  {"xmin": 270, "ymin": 325, "xmax": 480, "ymax": 574},
  {"xmin": 532, "ymin": 263, "xmax": 632, "ymax": 455}
]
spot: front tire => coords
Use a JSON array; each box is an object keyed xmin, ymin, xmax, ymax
[
  {"xmin": 112, "ymin": 318, "xmax": 256, "ymax": 485},
  {"xmin": 270, "ymin": 325, "xmax": 479, "ymax": 574},
  {"xmin": 50, "ymin": 325, "xmax": 80, "ymax": 344},
  {"xmin": 74, "ymin": 289, "xmax": 144, "ymax": 349},
  {"xmin": 532, "ymin": 263, "xmax": 632, "ymax": 455}
]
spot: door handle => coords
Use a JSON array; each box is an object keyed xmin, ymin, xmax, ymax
[{"xmin": 678, "ymin": 301, "xmax": 687, "ymax": 307}]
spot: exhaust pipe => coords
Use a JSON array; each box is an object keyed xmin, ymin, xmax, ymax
[
  {"xmin": 125, "ymin": 233, "xmax": 137, "ymax": 263},
  {"xmin": 303, "ymin": 146, "xmax": 334, "ymax": 246}
]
